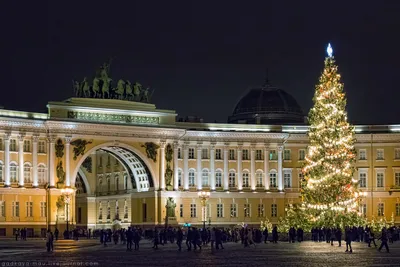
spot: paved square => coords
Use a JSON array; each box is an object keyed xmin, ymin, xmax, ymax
[{"xmin": 0, "ymin": 239, "xmax": 399, "ymax": 267}]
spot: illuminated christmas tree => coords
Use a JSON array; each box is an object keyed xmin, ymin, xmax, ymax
[{"xmin": 301, "ymin": 44, "xmax": 364, "ymax": 227}]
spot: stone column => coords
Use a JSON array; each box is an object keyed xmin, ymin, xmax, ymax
[
  {"xmin": 210, "ymin": 143, "xmax": 216, "ymax": 191},
  {"xmin": 183, "ymin": 144, "xmax": 189, "ymax": 191},
  {"xmin": 223, "ymin": 144, "xmax": 229, "ymax": 191},
  {"xmin": 48, "ymin": 136, "xmax": 56, "ymax": 188},
  {"xmin": 18, "ymin": 134, "xmax": 25, "ymax": 188},
  {"xmin": 159, "ymin": 141, "xmax": 166, "ymax": 191},
  {"xmin": 65, "ymin": 136, "xmax": 72, "ymax": 187},
  {"xmin": 32, "ymin": 135, "xmax": 39, "ymax": 188},
  {"xmin": 196, "ymin": 145, "xmax": 202, "ymax": 190},
  {"xmin": 264, "ymin": 146, "xmax": 270, "ymax": 191},
  {"xmin": 250, "ymin": 146, "xmax": 256, "ymax": 191},
  {"xmin": 3, "ymin": 133, "xmax": 11, "ymax": 187},
  {"xmin": 173, "ymin": 142, "xmax": 179, "ymax": 191},
  {"xmin": 278, "ymin": 145, "xmax": 284, "ymax": 191},
  {"xmin": 237, "ymin": 145, "xmax": 243, "ymax": 190}
]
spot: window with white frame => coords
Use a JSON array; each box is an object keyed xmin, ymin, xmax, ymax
[
  {"xmin": 217, "ymin": 203, "xmax": 223, "ymax": 218},
  {"xmin": 190, "ymin": 204, "xmax": 197, "ymax": 218},
  {"xmin": 284, "ymin": 170, "xmax": 292, "ymax": 188},
  {"xmin": 40, "ymin": 202, "xmax": 46, "ymax": 217},
  {"xmin": 98, "ymin": 202, "xmax": 103, "ymax": 220},
  {"xmin": 257, "ymin": 204, "xmax": 264, "ymax": 217},
  {"xmin": 244, "ymin": 204, "xmax": 251, "ymax": 217},
  {"xmin": 242, "ymin": 150, "xmax": 249, "ymax": 160},
  {"xmin": 271, "ymin": 204, "xmax": 277, "ymax": 217},
  {"xmin": 256, "ymin": 172, "xmax": 263, "ymax": 187},
  {"xmin": 177, "ymin": 148, "xmax": 181, "ymax": 159},
  {"xmin": 202, "ymin": 169, "xmax": 209, "ymax": 186},
  {"xmin": 26, "ymin": 201, "xmax": 33, "ymax": 217},
  {"xmin": 0, "ymin": 201, "xmax": 5, "ymax": 217},
  {"xmin": 376, "ymin": 172, "xmax": 384, "ymax": 188},
  {"xmin": 284, "ymin": 149, "xmax": 291, "ymax": 160},
  {"xmin": 202, "ymin": 149, "xmax": 208, "ymax": 159},
  {"xmin": 12, "ymin": 201, "xmax": 19, "ymax": 217},
  {"xmin": 376, "ymin": 149, "xmax": 384, "ymax": 160},
  {"xmin": 24, "ymin": 164, "xmax": 31, "ymax": 183},
  {"xmin": 180, "ymin": 204, "xmax": 183, "ymax": 217},
  {"xmin": 378, "ymin": 203, "xmax": 384, "ymax": 216},
  {"xmin": 10, "ymin": 163, "xmax": 17, "ymax": 183},
  {"xmin": 360, "ymin": 203, "xmax": 367, "ymax": 217},
  {"xmin": 23, "ymin": 140, "xmax": 31, "ymax": 152},
  {"xmin": 229, "ymin": 172, "xmax": 236, "ymax": 187},
  {"xmin": 216, "ymin": 149, "xmax": 222, "ymax": 160},
  {"xmin": 395, "ymin": 148, "xmax": 400, "ymax": 160},
  {"xmin": 188, "ymin": 148, "xmax": 195, "ymax": 159},
  {"xmin": 189, "ymin": 170, "xmax": 195, "ymax": 186},
  {"xmin": 395, "ymin": 172, "xmax": 400, "ymax": 187},
  {"xmin": 396, "ymin": 203, "xmax": 400, "ymax": 217},
  {"xmin": 230, "ymin": 204, "xmax": 237, "ymax": 217},
  {"xmin": 0, "ymin": 162, "xmax": 3, "ymax": 182},
  {"xmin": 242, "ymin": 172, "xmax": 250, "ymax": 187},
  {"xmin": 178, "ymin": 170, "xmax": 182, "ymax": 187},
  {"xmin": 359, "ymin": 172, "xmax": 367, "ymax": 188},
  {"xmin": 215, "ymin": 171, "xmax": 222, "ymax": 187},
  {"xmin": 299, "ymin": 149, "xmax": 305, "ymax": 161},
  {"xmin": 269, "ymin": 150, "xmax": 277, "ymax": 160},
  {"xmin": 206, "ymin": 204, "xmax": 211, "ymax": 218},
  {"xmin": 256, "ymin": 150, "xmax": 262, "ymax": 160},
  {"xmin": 10, "ymin": 139, "xmax": 17, "ymax": 151},
  {"xmin": 270, "ymin": 171, "xmax": 277, "ymax": 188},
  {"xmin": 229, "ymin": 149, "xmax": 235, "ymax": 160},
  {"xmin": 359, "ymin": 149, "xmax": 367, "ymax": 160},
  {"xmin": 38, "ymin": 141, "xmax": 46, "ymax": 153},
  {"xmin": 38, "ymin": 164, "xmax": 46, "ymax": 185}
]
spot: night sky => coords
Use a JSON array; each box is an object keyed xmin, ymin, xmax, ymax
[{"xmin": 2, "ymin": 1, "xmax": 400, "ymax": 125}]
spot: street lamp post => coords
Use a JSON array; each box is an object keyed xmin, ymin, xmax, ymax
[
  {"xmin": 61, "ymin": 187, "xmax": 74, "ymax": 239},
  {"xmin": 198, "ymin": 191, "xmax": 210, "ymax": 231}
]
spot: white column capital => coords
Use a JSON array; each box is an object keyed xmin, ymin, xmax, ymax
[
  {"xmin": 237, "ymin": 144, "xmax": 243, "ymax": 151},
  {"xmin": 18, "ymin": 134, "xmax": 25, "ymax": 142},
  {"xmin": 47, "ymin": 135, "xmax": 57, "ymax": 144},
  {"xmin": 65, "ymin": 135, "xmax": 72, "ymax": 144},
  {"xmin": 4, "ymin": 132, "xmax": 11, "ymax": 141},
  {"xmin": 32, "ymin": 134, "xmax": 40, "ymax": 143},
  {"xmin": 278, "ymin": 145, "xmax": 284, "ymax": 152},
  {"xmin": 173, "ymin": 141, "xmax": 179, "ymax": 149},
  {"xmin": 159, "ymin": 140, "xmax": 166, "ymax": 148}
]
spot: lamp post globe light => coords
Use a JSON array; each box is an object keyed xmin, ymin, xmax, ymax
[
  {"xmin": 198, "ymin": 191, "xmax": 210, "ymax": 231},
  {"xmin": 61, "ymin": 187, "xmax": 74, "ymax": 239}
]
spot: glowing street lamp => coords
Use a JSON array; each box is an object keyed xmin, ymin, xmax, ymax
[
  {"xmin": 198, "ymin": 191, "xmax": 210, "ymax": 231},
  {"xmin": 61, "ymin": 187, "xmax": 74, "ymax": 239}
]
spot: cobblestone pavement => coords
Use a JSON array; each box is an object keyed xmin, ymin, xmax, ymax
[{"xmin": 0, "ymin": 239, "xmax": 399, "ymax": 267}]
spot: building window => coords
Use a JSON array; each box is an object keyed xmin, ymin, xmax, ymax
[
  {"xmin": 202, "ymin": 149, "xmax": 208, "ymax": 159},
  {"xmin": 359, "ymin": 172, "xmax": 367, "ymax": 188},
  {"xmin": 271, "ymin": 204, "xmax": 277, "ymax": 217},
  {"xmin": 177, "ymin": 148, "xmax": 181, "ymax": 159},
  {"xmin": 284, "ymin": 149, "xmax": 291, "ymax": 160},
  {"xmin": 107, "ymin": 203, "xmax": 111, "ymax": 220},
  {"xmin": 395, "ymin": 149, "xmax": 400, "ymax": 160},
  {"xmin": 38, "ymin": 164, "xmax": 46, "ymax": 185},
  {"xmin": 270, "ymin": 171, "xmax": 277, "ymax": 188},
  {"xmin": 107, "ymin": 177, "xmax": 111, "ymax": 192},
  {"xmin": 0, "ymin": 162, "xmax": 2, "ymax": 182},
  {"xmin": 284, "ymin": 171, "xmax": 292, "ymax": 188},
  {"xmin": 10, "ymin": 163, "xmax": 17, "ymax": 183},
  {"xmin": 377, "ymin": 203, "xmax": 384, "ymax": 216},
  {"xmin": 256, "ymin": 172, "xmax": 263, "ymax": 187},
  {"xmin": 269, "ymin": 150, "xmax": 277, "ymax": 160},
  {"xmin": 180, "ymin": 204, "xmax": 183, "ymax": 218},
  {"xmin": 396, "ymin": 203, "xmax": 400, "ymax": 217},
  {"xmin": 229, "ymin": 172, "xmax": 236, "ymax": 187},
  {"xmin": 215, "ymin": 171, "xmax": 222, "ymax": 187},
  {"xmin": 395, "ymin": 172, "xmax": 400, "ymax": 187},
  {"xmin": 178, "ymin": 170, "xmax": 182, "ymax": 187},
  {"xmin": 376, "ymin": 149, "xmax": 384, "ymax": 160},
  {"xmin": 376, "ymin": 172, "xmax": 384, "ymax": 188},
  {"xmin": 242, "ymin": 172, "xmax": 249, "ymax": 187},
  {"xmin": 0, "ymin": 201, "xmax": 5, "ymax": 217},
  {"xmin": 23, "ymin": 140, "xmax": 31, "ymax": 152},
  {"xmin": 217, "ymin": 204, "xmax": 223, "ymax": 218},
  {"xmin": 299, "ymin": 149, "xmax": 305, "ymax": 161},
  {"xmin": 190, "ymin": 204, "xmax": 197, "ymax": 218},
  {"xmin": 257, "ymin": 204, "xmax": 264, "ymax": 217},
  {"xmin": 12, "ymin": 201, "xmax": 19, "ymax": 217},
  {"xmin": 38, "ymin": 141, "xmax": 46, "ymax": 153},
  {"xmin": 230, "ymin": 204, "xmax": 237, "ymax": 217},
  {"xmin": 244, "ymin": 204, "xmax": 251, "ymax": 217},
  {"xmin": 360, "ymin": 203, "xmax": 367, "ymax": 217},
  {"xmin": 242, "ymin": 150, "xmax": 249, "ymax": 160},
  {"xmin": 10, "ymin": 139, "xmax": 17, "ymax": 151},
  {"xmin": 188, "ymin": 148, "xmax": 195, "ymax": 159},
  {"xmin": 202, "ymin": 169, "xmax": 209, "ymax": 187},
  {"xmin": 229, "ymin": 149, "xmax": 235, "ymax": 160},
  {"xmin": 25, "ymin": 201, "xmax": 33, "ymax": 217},
  {"xmin": 0, "ymin": 139, "xmax": 2, "ymax": 150},
  {"xmin": 189, "ymin": 170, "xmax": 195, "ymax": 186},
  {"xmin": 40, "ymin": 202, "xmax": 46, "ymax": 217},
  {"xmin": 98, "ymin": 203, "xmax": 103, "ymax": 220},
  {"xmin": 256, "ymin": 150, "xmax": 262, "ymax": 160},
  {"xmin": 215, "ymin": 149, "xmax": 222, "ymax": 160},
  {"xmin": 24, "ymin": 164, "xmax": 31, "ymax": 183},
  {"xmin": 359, "ymin": 149, "xmax": 367, "ymax": 160},
  {"xmin": 142, "ymin": 203, "xmax": 147, "ymax": 222},
  {"xmin": 124, "ymin": 201, "xmax": 128, "ymax": 219}
]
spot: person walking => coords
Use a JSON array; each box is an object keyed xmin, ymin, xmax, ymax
[
  {"xmin": 378, "ymin": 227, "xmax": 389, "ymax": 253},
  {"xmin": 345, "ymin": 227, "xmax": 353, "ymax": 253},
  {"xmin": 126, "ymin": 227, "xmax": 133, "ymax": 251},
  {"xmin": 46, "ymin": 229, "xmax": 53, "ymax": 252},
  {"xmin": 263, "ymin": 227, "xmax": 269, "ymax": 244},
  {"xmin": 210, "ymin": 228, "xmax": 216, "ymax": 249},
  {"xmin": 176, "ymin": 227, "xmax": 183, "ymax": 251},
  {"xmin": 335, "ymin": 228, "xmax": 342, "ymax": 247},
  {"xmin": 368, "ymin": 229, "xmax": 377, "ymax": 248},
  {"xmin": 152, "ymin": 229, "xmax": 159, "ymax": 249},
  {"xmin": 272, "ymin": 226, "xmax": 278, "ymax": 244}
]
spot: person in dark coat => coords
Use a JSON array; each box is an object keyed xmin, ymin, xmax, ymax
[
  {"xmin": 335, "ymin": 228, "xmax": 342, "ymax": 247},
  {"xmin": 272, "ymin": 226, "xmax": 278, "ymax": 243},
  {"xmin": 152, "ymin": 229, "xmax": 159, "ymax": 249},
  {"xmin": 54, "ymin": 228, "xmax": 59, "ymax": 241},
  {"xmin": 263, "ymin": 228, "xmax": 269, "ymax": 244},
  {"xmin": 176, "ymin": 228, "xmax": 183, "ymax": 251},
  {"xmin": 345, "ymin": 227, "xmax": 353, "ymax": 253},
  {"xmin": 368, "ymin": 229, "xmax": 377, "ymax": 247},
  {"xmin": 186, "ymin": 227, "xmax": 193, "ymax": 251},
  {"xmin": 133, "ymin": 228, "xmax": 141, "ymax": 251},
  {"xmin": 378, "ymin": 227, "xmax": 389, "ymax": 253},
  {"xmin": 126, "ymin": 227, "xmax": 133, "ymax": 251}
]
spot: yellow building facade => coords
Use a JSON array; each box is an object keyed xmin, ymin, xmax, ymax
[{"xmin": 0, "ymin": 95, "xmax": 399, "ymax": 237}]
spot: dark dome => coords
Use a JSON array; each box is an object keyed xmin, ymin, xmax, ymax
[{"xmin": 228, "ymin": 84, "xmax": 305, "ymax": 125}]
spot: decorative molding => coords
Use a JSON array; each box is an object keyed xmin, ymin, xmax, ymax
[
  {"xmin": 70, "ymin": 139, "xmax": 93, "ymax": 160},
  {"xmin": 141, "ymin": 142, "xmax": 160, "ymax": 162}
]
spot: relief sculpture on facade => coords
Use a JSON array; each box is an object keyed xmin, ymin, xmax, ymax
[
  {"xmin": 165, "ymin": 143, "xmax": 173, "ymax": 190},
  {"xmin": 71, "ymin": 139, "xmax": 93, "ymax": 160},
  {"xmin": 55, "ymin": 139, "xmax": 65, "ymax": 188},
  {"xmin": 141, "ymin": 142, "xmax": 159, "ymax": 162}
]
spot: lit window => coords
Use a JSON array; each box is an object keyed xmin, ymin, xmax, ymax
[
  {"xmin": 24, "ymin": 164, "xmax": 31, "ymax": 183},
  {"xmin": 26, "ymin": 202, "xmax": 33, "ymax": 217},
  {"xmin": 256, "ymin": 172, "xmax": 263, "ymax": 187},
  {"xmin": 299, "ymin": 149, "xmax": 305, "ymax": 161},
  {"xmin": 217, "ymin": 204, "xmax": 223, "ymax": 218},
  {"xmin": 23, "ymin": 140, "xmax": 31, "ymax": 152},
  {"xmin": 10, "ymin": 139, "xmax": 17, "ymax": 152},
  {"xmin": 230, "ymin": 204, "xmax": 237, "ymax": 217},
  {"xmin": 215, "ymin": 149, "xmax": 222, "ymax": 160},
  {"xmin": 189, "ymin": 170, "xmax": 195, "ymax": 186},
  {"xmin": 377, "ymin": 203, "xmax": 384, "ymax": 216},
  {"xmin": 242, "ymin": 172, "xmax": 249, "ymax": 187},
  {"xmin": 284, "ymin": 171, "xmax": 292, "ymax": 188},
  {"xmin": 202, "ymin": 169, "xmax": 209, "ymax": 187},
  {"xmin": 10, "ymin": 163, "xmax": 17, "ymax": 183},
  {"xmin": 359, "ymin": 172, "xmax": 367, "ymax": 188},
  {"xmin": 190, "ymin": 204, "xmax": 197, "ymax": 218},
  {"xmin": 376, "ymin": 172, "xmax": 384, "ymax": 188},
  {"xmin": 215, "ymin": 171, "xmax": 222, "ymax": 187},
  {"xmin": 256, "ymin": 150, "xmax": 262, "ymax": 160},
  {"xmin": 376, "ymin": 149, "xmax": 384, "ymax": 160},
  {"xmin": 257, "ymin": 204, "xmax": 264, "ymax": 217},
  {"xmin": 242, "ymin": 150, "xmax": 249, "ymax": 160},
  {"xmin": 229, "ymin": 149, "xmax": 235, "ymax": 160},
  {"xmin": 178, "ymin": 170, "xmax": 182, "ymax": 187},
  {"xmin": 395, "ymin": 172, "xmax": 400, "ymax": 187},
  {"xmin": 271, "ymin": 204, "xmax": 277, "ymax": 217},
  {"xmin": 359, "ymin": 149, "xmax": 367, "ymax": 160},
  {"xmin": 269, "ymin": 150, "xmax": 277, "ymax": 160},
  {"xmin": 38, "ymin": 141, "xmax": 46, "ymax": 153},
  {"xmin": 270, "ymin": 171, "xmax": 277, "ymax": 188},
  {"xmin": 395, "ymin": 149, "xmax": 400, "ymax": 160},
  {"xmin": 284, "ymin": 150, "xmax": 291, "ymax": 160},
  {"xmin": 188, "ymin": 148, "xmax": 195, "ymax": 159},
  {"xmin": 202, "ymin": 149, "xmax": 208, "ymax": 159},
  {"xmin": 12, "ymin": 201, "xmax": 19, "ymax": 217},
  {"xmin": 229, "ymin": 172, "xmax": 236, "ymax": 187}
]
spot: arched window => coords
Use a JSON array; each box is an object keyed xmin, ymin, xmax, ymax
[
  {"xmin": 178, "ymin": 169, "xmax": 182, "ymax": 187},
  {"xmin": 229, "ymin": 171, "xmax": 236, "ymax": 187},
  {"xmin": 215, "ymin": 170, "xmax": 222, "ymax": 187},
  {"xmin": 202, "ymin": 169, "xmax": 209, "ymax": 187},
  {"xmin": 10, "ymin": 163, "xmax": 17, "ymax": 183},
  {"xmin": 242, "ymin": 171, "xmax": 250, "ymax": 187},
  {"xmin": 256, "ymin": 171, "xmax": 263, "ymax": 188},
  {"xmin": 189, "ymin": 169, "xmax": 195, "ymax": 186},
  {"xmin": 24, "ymin": 163, "xmax": 32, "ymax": 183},
  {"xmin": 38, "ymin": 164, "xmax": 46, "ymax": 185},
  {"xmin": 270, "ymin": 170, "xmax": 277, "ymax": 188}
]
